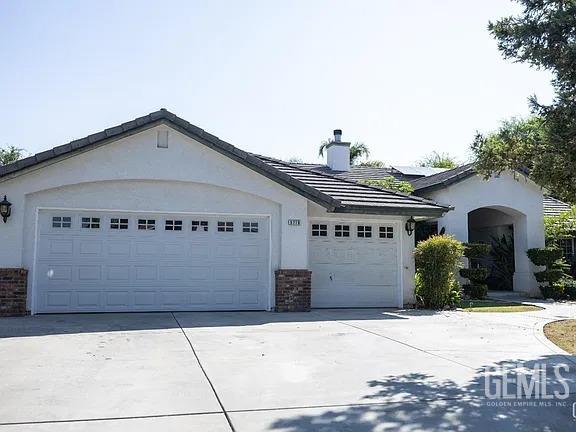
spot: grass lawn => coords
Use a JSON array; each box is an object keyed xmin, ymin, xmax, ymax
[
  {"xmin": 458, "ymin": 299, "xmax": 544, "ymax": 313},
  {"xmin": 544, "ymin": 320, "xmax": 576, "ymax": 354}
]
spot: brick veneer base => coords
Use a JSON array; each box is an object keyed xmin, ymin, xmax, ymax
[
  {"xmin": 275, "ymin": 269, "xmax": 311, "ymax": 312},
  {"xmin": 0, "ymin": 268, "xmax": 28, "ymax": 317}
]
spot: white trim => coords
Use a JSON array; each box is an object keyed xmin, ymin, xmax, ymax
[
  {"xmin": 30, "ymin": 207, "xmax": 40, "ymax": 315},
  {"xmin": 32, "ymin": 207, "xmax": 273, "ymax": 314}
]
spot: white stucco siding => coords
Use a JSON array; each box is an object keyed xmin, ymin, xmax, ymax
[
  {"xmin": 307, "ymin": 203, "xmax": 415, "ymax": 307},
  {"xmin": 423, "ymin": 172, "xmax": 545, "ymax": 295},
  {"xmin": 0, "ymin": 125, "xmax": 309, "ymax": 274}
]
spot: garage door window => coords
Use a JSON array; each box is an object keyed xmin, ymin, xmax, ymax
[
  {"xmin": 192, "ymin": 220, "xmax": 209, "ymax": 232},
  {"xmin": 218, "ymin": 221, "xmax": 234, "ymax": 232},
  {"xmin": 379, "ymin": 226, "xmax": 394, "ymax": 239},
  {"xmin": 110, "ymin": 218, "xmax": 129, "ymax": 230},
  {"xmin": 81, "ymin": 217, "xmax": 100, "ymax": 229},
  {"xmin": 357, "ymin": 225, "xmax": 372, "ymax": 238},
  {"xmin": 165, "ymin": 220, "xmax": 183, "ymax": 231},
  {"xmin": 138, "ymin": 219, "xmax": 156, "ymax": 230},
  {"xmin": 52, "ymin": 216, "xmax": 72, "ymax": 229},
  {"xmin": 243, "ymin": 222, "xmax": 259, "ymax": 233},
  {"xmin": 311, "ymin": 224, "xmax": 327, "ymax": 237},
  {"xmin": 334, "ymin": 224, "xmax": 350, "ymax": 237}
]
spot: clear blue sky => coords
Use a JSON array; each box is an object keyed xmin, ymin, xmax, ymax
[{"xmin": 0, "ymin": 0, "xmax": 554, "ymax": 166}]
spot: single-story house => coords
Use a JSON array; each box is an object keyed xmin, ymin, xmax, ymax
[{"xmin": 0, "ymin": 110, "xmax": 546, "ymax": 315}]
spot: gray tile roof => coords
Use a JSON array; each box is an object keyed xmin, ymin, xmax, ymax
[
  {"xmin": 0, "ymin": 109, "xmax": 450, "ymax": 217},
  {"xmin": 292, "ymin": 164, "xmax": 419, "ymax": 182},
  {"xmin": 255, "ymin": 155, "xmax": 451, "ymax": 216},
  {"xmin": 543, "ymin": 196, "xmax": 572, "ymax": 216},
  {"xmin": 409, "ymin": 163, "xmax": 476, "ymax": 192}
]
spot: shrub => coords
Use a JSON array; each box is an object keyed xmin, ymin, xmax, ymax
[
  {"xmin": 463, "ymin": 243, "xmax": 491, "ymax": 259},
  {"xmin": 463, "ymin": 283, "xmax": 488, "ymax": 299},
  {"xmin": 414, "ymin": 235, "xmax": 464, "ymax": 309},
  {"xmin": 526, "ymin": 248, "xmax": 563, "ymax": 267},
  {"xmin": 460, "ymin": 243, "xmax": 491, "ymax": 299},
  {"xmin": 564, "ymin": 279, "xmax": 576, "ymax": 300},
  {"xmin": 527, "ymin": 247, "xmax": 574, "ymax": 299}
]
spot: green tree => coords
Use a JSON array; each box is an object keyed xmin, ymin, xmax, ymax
[
  {"xmin": 0, "ymin": 146, "xmax": 24, "ymax": 166},
  {"xmin": 418, "ymin": 151, "xmax": 458, "ymax": 169},
  {"xmin": 361, "ymin": 177, "xmax": 414, "ymax": 194},
  {"xmin": 472, "ymin": 0, "xmax": 576, "ymax": 203},
  {"xmin": 356, "ymin": 160, "xmax": 386, "ymax": 168},
  {"xmin": 544, "ymin": 205, "xmax": 576, "ymax": 245},
  {"xmin": 318, "ymin": 140, "xmax": 371, "ymax": 166}
]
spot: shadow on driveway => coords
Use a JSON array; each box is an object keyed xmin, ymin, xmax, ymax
[{"xmin": 0, "ymin": 308, "xmax": 426, "ymax": 339}]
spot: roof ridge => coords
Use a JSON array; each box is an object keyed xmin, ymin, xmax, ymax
[{"xmin": 254, "ymin": 154, "xmax": 451, "ymax": 210}]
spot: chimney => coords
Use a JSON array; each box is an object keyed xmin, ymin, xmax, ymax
[{"xmin": 326, "ymin": 129, "xmax": 350, "ymax": 171}]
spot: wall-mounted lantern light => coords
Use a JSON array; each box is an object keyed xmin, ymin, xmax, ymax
[
  {"xmin": 405, "ymin": 216, "xmax": 416, "ymax": 236},
  {"xmin": 0, "ymin": 195, "xmax": 12, "ymax": 223}
]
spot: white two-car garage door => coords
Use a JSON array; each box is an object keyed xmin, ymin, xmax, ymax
[
  {"xmin": 34, "ymin": 210, "xmax": 270, "ymax": 313},
  {"xmin": 309, "ymin": 220, "xmax": 401, "ymax": 308}
]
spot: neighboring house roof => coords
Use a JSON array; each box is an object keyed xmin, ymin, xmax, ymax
[
  {"xmin": 291, "ymin": 164, "xmax": 419, "ymax": 182},
  {"xmin": 409, "ymin": 163, "xmax": 477, "ymax": 193},
  {"xmin": 390, "ymin": 165, "xmax": 447, "ymax": 177},
  {"xmin": 255, "ymin": 155, "xmax": 451, "ymax": 216},
  {"xmin": 0, "ymin": 109, "xmax": 450, "ymax": 217},
  {"xmin": 543, "ymin": 196, "xmax": 572, "ymax": 217}
]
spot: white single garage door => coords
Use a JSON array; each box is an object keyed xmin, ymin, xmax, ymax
[
  {"xmin": 309, "ymin": 220, "xmax": 400, "ymax": 308},
  {"xmin": 34, "ymin": 210, "xmax": 270, "ymax": 313}
]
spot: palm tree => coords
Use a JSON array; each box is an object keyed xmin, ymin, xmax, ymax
[{"xmin": 318, "ymin": 140, "xmax": 371, "ymax": 165}]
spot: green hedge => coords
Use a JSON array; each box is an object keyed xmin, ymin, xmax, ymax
[
  {"xmin": 459, "ymin": 268, "xmax": 489, "ymax": 283},
  {"xmin": 414, "ymin": 235, "xmax": 464, "ymax": 309},
  {"xmin": 463, "ymin": 283, "xmax": 488, "ymax": 300},
  {"xmin": 526, "ymin": 247, "xmax": 563, "ymax": 267}
]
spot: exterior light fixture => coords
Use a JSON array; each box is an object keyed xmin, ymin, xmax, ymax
[
  {"xmin": 0, "ymin": 195, "xmax": 12, "ymax": 223},
  {"xmin": 405, "ymin": 216, "xmax": 416, "ymax": 236}
]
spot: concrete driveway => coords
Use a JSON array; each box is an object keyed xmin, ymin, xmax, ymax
[{"xmin": 0, "ymin": 302, "xmax": 575, "ymax": 431}]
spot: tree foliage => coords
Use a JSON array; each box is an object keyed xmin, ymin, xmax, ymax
[
  {"xmin": 0, "ymin": 146, "xmax": 24, "ymax": 166},
  {"xmin": 356, "ymin": 160, "xmax": 386, "ymax": 168},
  {"xmin": 418, "ymin": 151, "xmax": 458, "ymax": 169},
  {"xmin": 473, "ymin": 0, "xmax": 576, "ymax": 203},
  {"xmin": 361, "ymin": 177, "xmax": 414, "ymax": 194},
  {"xmin": 544, "ymin": 205, "xmax": 576, "ymax": 245}
]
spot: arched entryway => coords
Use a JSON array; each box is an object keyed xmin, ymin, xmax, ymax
[{"xmin": 467, "ymin": 206, "xmax": 528, "ymax": 292}]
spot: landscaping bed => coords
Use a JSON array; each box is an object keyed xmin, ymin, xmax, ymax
[
  {"xmin": 544, "ymin": 319, "xmax": 576, "ymax": 354},
  {"xmin": 458, "ymin": 299, "xmax": 543, "ymax": 313}
]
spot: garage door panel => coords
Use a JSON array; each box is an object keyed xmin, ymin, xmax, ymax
[
  {"xmin": 35, "ymin": 211, "xmax": 270, "ymax": 313},
  {"xmin": 309, "ymin": 221, "xmax": 400, "ymax": 308}
]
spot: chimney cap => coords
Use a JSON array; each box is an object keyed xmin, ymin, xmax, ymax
[{"xmin": 333, "ymin": 129, "xmax": 342, "ymax": 135}]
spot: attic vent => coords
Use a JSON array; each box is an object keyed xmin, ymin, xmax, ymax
[{"xmin": 157, "ymin": 130, "xmax": 169, "ymax": 148}]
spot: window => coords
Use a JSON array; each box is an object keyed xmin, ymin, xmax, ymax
[
  {"xmin": 242, "ymin": 222, "xmax": 259, "ymax": 233},
  {"xmin": 138, "ymin": 219, "xmax": 156, "ymax": 230},
  {"xmin": 379, "ymin": 226, "xmax": 394, "ymax": 239},
  {"xmin": 311, "ymin": 224, "xmax": 328, "ymax": 237},
  {"xmin": 81, "ymin": 217, "xmax": 100, "ymax": 229},
  {"xmin": 165, "ymin": 220, "xmax": 183, "ymax": 231},
  {"xmin": 560, "ymin": 239, "xmax": 575, "ymax": 262},
  {"xmin": 334, "ymin": 225, "xmax": 350, "ymax": 237},
  {"xmin": 110, "ymin": 218, "xmax": 129, "ymax": 230},
  {"xmin": 52, "ymin": 216, "xmax": 72, "ymax": 228},
  {"xmin": 357, "ymin": 225, "xmax": 372, "ymax": 238},
  {"xmin": 192, "ymin": 220, "xmax": 209, "ymax": 232},
  {"xmin": 217, "ymin": 221, "xmax": 234, "ymax": 232}
]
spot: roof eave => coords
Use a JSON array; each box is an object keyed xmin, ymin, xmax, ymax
[{"xmin": 332, "ymin": 205, "xmax": 450, "ymax": 218}]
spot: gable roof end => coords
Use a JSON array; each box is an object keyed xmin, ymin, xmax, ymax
[{"xmin": 0, "ymin": 109, "xmax": 449, "ymax": 217}]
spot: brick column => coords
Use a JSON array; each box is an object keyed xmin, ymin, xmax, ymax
[
  {"xmin": 0, "ymin": 269, "xmax": 28, "ymax": 316},
  {"xmin": 275, "ymin": 269, "xmax": 311, "ymax": 312}
]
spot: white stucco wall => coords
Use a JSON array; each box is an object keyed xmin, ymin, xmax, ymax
[
  {"xmin": 0, "ymin": 125, "xmax": 312, "ymax": 309},
  {"xmin": 421, "ymin": 172, "xmax": 545, "ymax": 296}
]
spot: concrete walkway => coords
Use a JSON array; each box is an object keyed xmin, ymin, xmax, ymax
[{"xmin": 0, "ymin": 301, "xmax": 575, "ymax": 431}]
